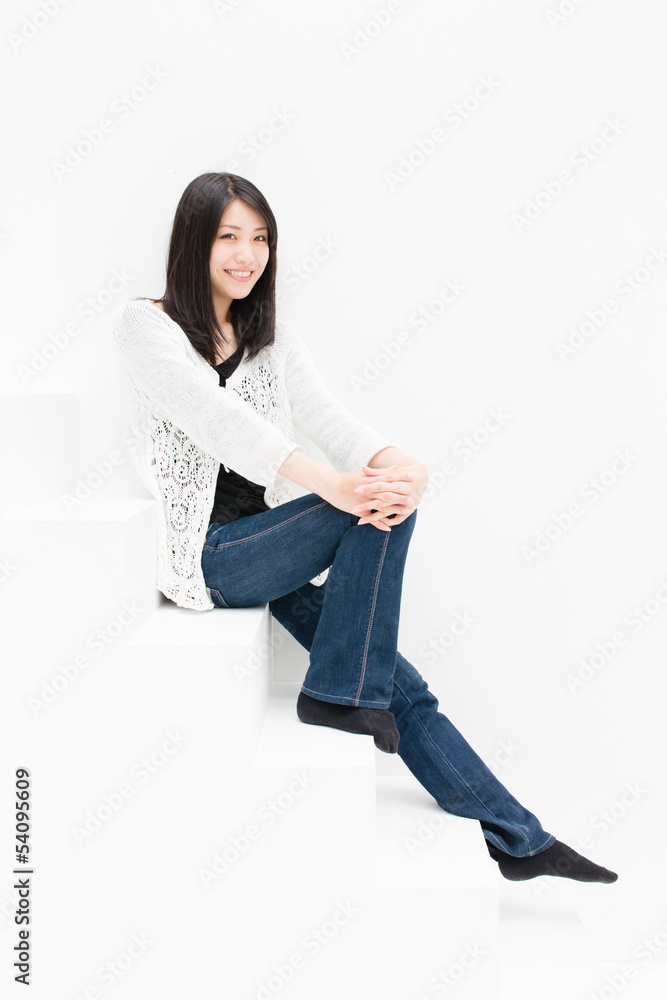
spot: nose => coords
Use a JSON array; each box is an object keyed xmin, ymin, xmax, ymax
[{"xmin": 233, "ymin": 240, "xmax": 255, "ymax": 263}]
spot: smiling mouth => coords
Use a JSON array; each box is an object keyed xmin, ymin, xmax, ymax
[{"xmin": 225, "ymin": 269, "xmax": 254, "ymax": 280}]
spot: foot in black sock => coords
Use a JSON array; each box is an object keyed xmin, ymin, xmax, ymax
[
  {"xmin": 485, "ymin": 837, "xmax": 618, "ymax": 883},
  {"xmin": 296, "ymin": 691, "xmax": 400, "ymax": 753}
]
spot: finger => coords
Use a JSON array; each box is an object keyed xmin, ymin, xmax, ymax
[
  {"xmin": 357, "ymin": 506, "xmax": 394, "ymax": 530},
  {"xmin": 367, "ymin": 516, "xmax": 392, "ymax": 530},
  {"xmin": 376, "ymin": 490, "xmax": 413, "ymax": 506},
  {"xmin": 375, "ymin": 509, "xmax": 410, "ymax": 527},
  {"xmin": 357, "ymin": 475, "xmax": 415, "ymax": 490},
  {"xmin": 356, "ymin": 488, "xmax": 414, "ymax": 505},
  {"xmin": 368, "ymin": 512, "xmax": 404, "ymax": 529},
  {"xmin": 361, "ymin": 466, "xmax": 413, "ymax": 482},
  {"xmin": 352, "ymin": 493, "xmax": 413, "ymax": 515},
  {"xmin": 357, "ymin": 503, "xmax": 406, "ymax": 525},
  {"xmin": 354, "ymin": 479, "xmax": 399, "ymax": 494}
]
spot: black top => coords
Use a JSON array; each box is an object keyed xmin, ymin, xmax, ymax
[{"xmin": 208, "ymin": 344, "xmax": 271, "ymax": 526}]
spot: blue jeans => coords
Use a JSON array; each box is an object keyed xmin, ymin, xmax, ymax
[{"xmin": 201, "ymin": 492, "xmax": 556, "ymax": 857}]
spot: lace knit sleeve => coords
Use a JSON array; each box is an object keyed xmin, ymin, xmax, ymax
[
  {"xmin": 111, "ymin": 301, "xmax": 299, "ymax": 489},
  {"xmin": 281, "ymin": 322, "xmax": 395, "ymax": 472}
]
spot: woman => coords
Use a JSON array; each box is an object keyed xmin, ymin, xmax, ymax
[{"xmin": 110, "ymin": 171, "xmax": 617, "ymax": 884}]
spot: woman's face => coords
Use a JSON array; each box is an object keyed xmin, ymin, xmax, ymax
[{"xmin": 209, "ymin": 197, "xmax": 270, "ymax": 304}]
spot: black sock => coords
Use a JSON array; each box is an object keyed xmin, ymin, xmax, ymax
[
  {"xmin": 296, "ymin": 691, "xmax": 400, "ymax": 753},
  {"xmin": 485, "ymin": 837, "xmax": 618, "ymax": 883}
]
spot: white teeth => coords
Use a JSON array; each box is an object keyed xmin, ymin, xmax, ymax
[{"xmin": 226, "ymin": 270, "xmax": 252, "ymax": 277}]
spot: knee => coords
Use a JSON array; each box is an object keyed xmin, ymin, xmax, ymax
[{"xmin": 390, "ymin": 506, "xmax": 417, "ymax": 535}]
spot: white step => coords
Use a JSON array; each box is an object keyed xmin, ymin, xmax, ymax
[
  {"xmin": 374, "ymin": 778, "xmax": 597, "ymax": 992},
  {"xmin": 252, "ymin": 679, "xmax": 378, "ymax": 892},
  {"xmin": 0, "ymin": 492, "xmax": 161, "ymax": 679},
  {"xmin": 374, "ymin": 774, "xmax": 499, "ymax": 890},
  {"xmin": 0, "ymin": 393, "xmax": 79, "ymax": 517},
  {"xmin": 7, "ymin": 489, "xmax": 154, "ymax": 523},
  {"xmin": 496, "ymin": 888, "xmax": 593, "ymax": 1000},
  {"xmin": 121, "ymin": 600, "xmax": 275, "ymax": 758},
  {"xmin": 6, "ymin": 572, "xmax": 504, "ymax": 1000},
  {"xmin": 128, "ymin": 601, "xmax": 268, "ymax": 649},
  {"xmin": 253, "ymin": 680, "xmax": 377, "ymax": 769},
  {"xmin": 1, "ymin": 429, "xmax": 504, "ymax": 999}
]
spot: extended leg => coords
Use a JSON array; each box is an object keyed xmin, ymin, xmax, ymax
[
  {"xmin": 270, "ymin": 582, "xmax": 552, "ymax": 855},
  {"xmin": 389, "ymin": 653, "xmax": 554, "ymax": 856},
  {"xmin": 270, "ymin": 582, "xmax": 618, "ymax": 881}
]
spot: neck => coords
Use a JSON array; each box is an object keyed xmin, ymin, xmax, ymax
[{"xmin": 212, "ymin": 292, "xmax": 232, "ymax": 329}]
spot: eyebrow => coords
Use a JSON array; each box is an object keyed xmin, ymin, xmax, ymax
[{"xmin": 217, "ymin": 224, "xmax": 268, "ymax": 231}]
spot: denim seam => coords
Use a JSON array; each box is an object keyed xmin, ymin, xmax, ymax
[
  {"xmin": 355, "ymin": 529, "xmax": 390, "ymax": 706},
  {"xmin": 393, "ymin": 677, "xmax": 532, "ymax": 855},
  {"xmin": 210, "ymin": 587, "xmax": 231, "ymax": 609},
  {"xmin": 202, "ymin": 501, "xmax": 328, "ymax": 550},
  {"xmin": 484, "ymin": 831, "xmax": 556, "ymax": 857},
  {"xmin": 300, "ymin": 683, "xmax": 390, "ymax": 708},
  {"xmin": 516, "ymin": 833, "xmax": 557, "ymax": 856}
]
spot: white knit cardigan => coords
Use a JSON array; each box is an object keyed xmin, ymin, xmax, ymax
[{"xmin": 110, "ymin": 298, "xmax": 395, "ymax": 610}]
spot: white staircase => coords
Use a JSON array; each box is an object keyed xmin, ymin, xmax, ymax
[{"xmin": 3, "ymin": 392, "xmax": 513, "ymax": 999}]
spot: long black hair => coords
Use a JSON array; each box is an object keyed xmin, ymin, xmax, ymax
[{"xmin": 149, "ymin": 172, "xmax": 279, "ymax": 364}]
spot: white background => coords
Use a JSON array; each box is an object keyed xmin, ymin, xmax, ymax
[{"xmin": 2, "ymin": 1, "xmax": 666, "ymax": 997}]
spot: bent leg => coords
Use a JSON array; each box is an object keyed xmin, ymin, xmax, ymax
[
  {"xmin": 304, "ymin": 505, "xmax": 417, "ymax": 708},
  {"xmin": 270, "ymin": 581, "xmax": 556, "ymax": 857},
  {"xmin": 201, "ymin": 493, "xmax": 348, "ymax": 606},
  {"xmin": 203, "ymin": 493, "xmax": 417, "ymax": 708}
]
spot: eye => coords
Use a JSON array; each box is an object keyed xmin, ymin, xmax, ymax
[{"xmin": 217, "ymin": 233, "xmax": 267, "ymax": 241}]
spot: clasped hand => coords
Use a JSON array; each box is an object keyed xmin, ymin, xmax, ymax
[{"xmin": 337, "ymin": 463, "xmax": 429, "ymax": 531}]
